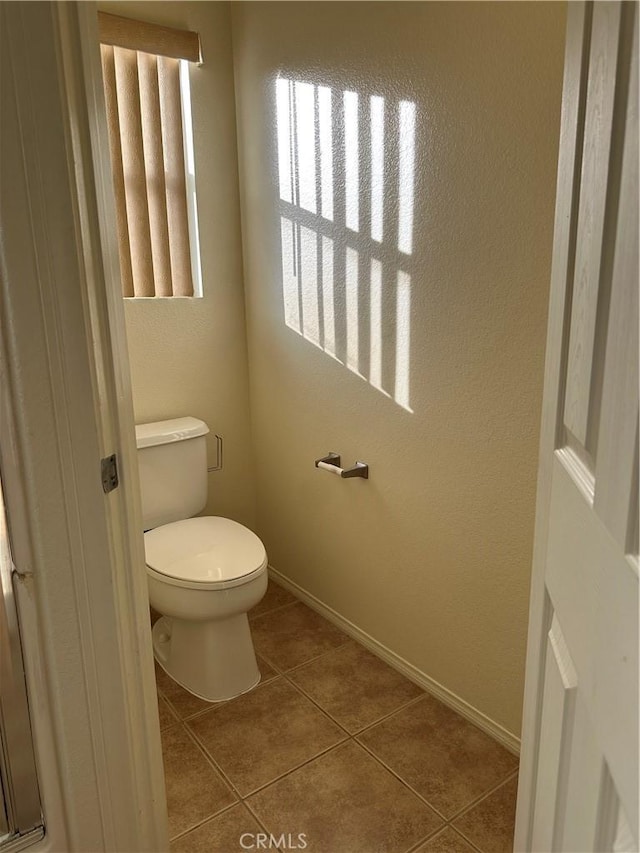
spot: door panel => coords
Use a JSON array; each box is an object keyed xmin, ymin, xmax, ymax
[
  {"xmin": 563, "ymin": 1, "xmax": 622, "ymax": 454},
  {"xmin": 531, "ymin": 615, "xmax": 577, "ymax": 852}
]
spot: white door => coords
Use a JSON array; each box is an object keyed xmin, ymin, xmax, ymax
[{"xmin": 515, "ymin": 2, "xmax": 638, "ymax": 851}]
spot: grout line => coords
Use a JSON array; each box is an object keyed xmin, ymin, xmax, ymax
[
  {"xmin": 183, "ymin": 691, "xmax": 349, "ymax": 804},
  {"xmin": 280, "ymin": 673, "xmax": 353, "ymax": 738},
  {"xmin": 157, "ymin": 703, "xmax": 181, "ymax": 731},
  {"xmin": 283, "ymin": 666, "xmax": 427, "ymax": 740},
  {"xmin": 240, "ymin": 739, "xmax": 352, "ymax": 802},
  {"xmin": 256, "ymin": 656, "xmax": 282, "ymax": 679},
  {"xmin": 239, "ymin": 798, "xmax": 283, "ymax": 848},
  {"xmin": 455, "ymin": 835, "xmax": 484, "ymax": 853},
  {"xmin": 242, "ymin": 796, "xmax": 285, "ymax": 846},
  {"xmin": 178, "ymin": 668, "xmax": 280, "ymax": 725},
  {"xmin": 355, "ymin": 724, "xmax": 519, "ymax": 829},
  {"xmin": 404, "ymin": 823, "xmax": 452, "ymax": 853},
  {"xmin": 156, "ymin": 688, "xmax": 182, "ymax": 734},
  {"xmin": 157, "ymin": 691, "xmax": 180, "ymax": 722},
  {"xmin": 282, "ymin": 638, "xmax": 356, "ymax": 674},
  {"xmin": 181, "ymin": 705, "xmax": 229, "ymax": 724},
  {"xmin": 249, "ymin": 599, "xmax": 300, "ymax": 623},
  {"xmin": 254, "ymin": 634, "xmax": 354, "ymax": 677},
  {"xmin": 155, "ymin": 684, "xmax": 175, "ymax": 712},
  {"xmin": 155, "ymin": 681, "xmax": 193, "ymax": 725},
  {"xmin": 405, "ymin": 823, "xmax": 485, "ymax": 853},
  {"xmin": 358, "ymin": 725, "xmax": 519, "ymax": 838},
  {"xmin": 181, "ymin": 720, "xmax": 245, "ymax": 801},
  {"xmin": 168, "ymin": 800, "xmax": 239, "ymax": 844},
  {"xmin": 445, "ymin": 826, "xmax": 485, "ymax": 853},
  {"xmin": 169, "ymin": 800, "xmax": 287, "ymax": 852},
  {"xmin": 447, "ymin": 767, "xmax": 520, "ymax": 824},
  {"xmin": 252, "ymin": 609, "xmax": 431, "ymax": 736},
  {"xmin": 236, "ymin": 731, "xmax": 454, "ymax": 853},
  {"xmin": 180, "ymin": 671, "xmax": 285, "ymax": 723},
  {"xmin": 350, "ymin": 692, "xmax": 428, "ymax": 737},
  {"xmin": 247, "ymin": 649, "xmax": 285, "ymax": 675},
  {"xmin": 354, "ymin": 737, "xmax": 450, "ymax": 823}
]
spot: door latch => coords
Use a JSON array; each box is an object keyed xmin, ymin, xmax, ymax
[{"xmin": 101, "ymin": 453, "xmax": 119, "ymax": 494}]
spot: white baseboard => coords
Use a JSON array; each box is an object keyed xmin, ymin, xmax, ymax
[{"xmin": 268, "ymin": 565, "xmax": 521, "ymax": 756}]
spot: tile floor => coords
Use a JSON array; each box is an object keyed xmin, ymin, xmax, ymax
[{"xmin": 154, "ymin": 580, "xmax": 519, "ymax": 853}]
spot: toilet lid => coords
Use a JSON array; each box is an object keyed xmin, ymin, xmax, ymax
[{"xmin": 144, "ymin": 517, "xmax": 267, "ymax": 588}]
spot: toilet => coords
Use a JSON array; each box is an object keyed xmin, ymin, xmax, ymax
[{"xmin": 135, "ymin": 417, "xmax": 268, "ymax": 702}]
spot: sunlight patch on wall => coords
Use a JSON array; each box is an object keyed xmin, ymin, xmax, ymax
[
  {"xmin": 276, "ymin": 79, "xmax": 293, "ymax": 204},
  {"xmin": 346, "ymin": 247, "xmax": 360, "ymax": 374},
  {"xmin": 276, "ymin": 76, "xmax": 415, "ymax": 413},
  {"xmin": 344, "ymin": 90, "xmax": 360, "ymax": 233},
  {"xmin": 369, "ymin": 258, "xmax": 383, "ymax": 391},
  {"xmin": 319, "ymin": 87, "xmax": 334, "ymax": 221},
  {"xmin": 370, "ymin": 95, "xmax": 385, "ymax": 244},
  {"xmin": 321, "ymin": 235, "xmax": 336, "ymax": 357},
  {"xmin": 398, "ymin": 101, "xmax": 416, "ymax": 256},
  {"xmin": 280, "ymin": 216, "xmax": 299, "ymax": 333},
  {"xmin": 296, "ymin": 82, "xmax": 317, "ymax": 214},
  {"xmin": 300, "ymin": 224, "xmax": 320, "ymax": 347},
  {"xmin": 395, "ymin": 271, "xmax": 411, "ymax": 411}
]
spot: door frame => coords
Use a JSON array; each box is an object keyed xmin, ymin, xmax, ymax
[{"xmin": 0, "ymin": 2, "xmax": 168, "ymax": 850}]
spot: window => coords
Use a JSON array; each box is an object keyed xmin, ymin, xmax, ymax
[{"xmin": 99, "ymin": 12, "xmax": 202, "ymax": 298}]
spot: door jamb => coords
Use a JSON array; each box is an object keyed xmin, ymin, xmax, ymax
[{"xmin": 0, "ymin": 2, "xmax": 169, "ymax": 849}]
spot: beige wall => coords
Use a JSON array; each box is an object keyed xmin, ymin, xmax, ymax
[
  {"xmin": 100, "ymin": 1, "xmax": 256, "ymax": 527},
  {"xmin": 232, "ymin": 1, "xmax": 566, "ymax": 737}
]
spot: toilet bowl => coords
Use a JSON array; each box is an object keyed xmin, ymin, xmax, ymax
[{"xmin": 135, "ymin": 418, "xmax": 268, "ymax": 702}]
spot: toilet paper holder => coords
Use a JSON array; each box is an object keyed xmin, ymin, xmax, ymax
[{"xmin": 315, "ymin": 452, "xmax": 369, "ymax": 479}]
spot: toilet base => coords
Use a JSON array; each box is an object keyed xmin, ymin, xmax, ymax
[{"xmin": 152, "ymin": 614, "xmax": 261, "ymax": 702}]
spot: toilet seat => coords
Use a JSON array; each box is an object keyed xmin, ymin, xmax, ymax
[{"xmin": 144, "ymin": 516, "xmax": 268, "ymax": 591}]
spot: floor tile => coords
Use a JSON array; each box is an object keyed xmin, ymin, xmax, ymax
[
  {"xmin": 187, "ymin": 677, "xmax": 347, "ymax": 796},
  {"xmin": 251, "ymin": 602, "xmax": 349, "ymax": 670},
  {"xmin": 247, "ymin": 740, "xmax": 443, "ymax": 853},
  {"xmin": 161, "ymin": 724, "xmax": 236, "ymax": 839},
  {"xmin": 249, "ymin": 578, "xmax": 297, "ymax": 618},
  {"xmin": 156, "ymin": 657, "xmax": 277, "ymax": 720},
  {"xmin": 415, "ymin": 825, "xmax": 476, "ymax": 852},
  {"xmin": 289, "ymin": 640, "xmax": 423, "ymax": 733},
  {"xmin": 158, "ymin": 694, "xmax": 178, "ymax": 731},
  {"xmin": 357, "ymin": 694, "xmax": 518, "ymax": 818},
  {"xmin": 453, "ymin": 775, "xmax": 518, "ymax": 853},
  {"xmin": 170, "ymin": 804, "xmax": 262, "ymax": 853}
]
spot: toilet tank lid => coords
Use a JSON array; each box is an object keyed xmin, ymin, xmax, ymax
[{"xmin": 135, "ymin": 417, "xmax": 209, "ymax": 449}]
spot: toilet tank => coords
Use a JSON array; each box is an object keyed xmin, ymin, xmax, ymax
[{"xmin": 135, "ymin": 417, "xmax": 210, "ymax": 530}]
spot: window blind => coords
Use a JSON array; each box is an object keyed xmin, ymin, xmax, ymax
[
  {"xmin": 98, "ymin": 12, "xmax": 201, "ymax": 62},
  {"xmin": 99, "ymin": 13, "xmax": 200, "ymax": 297}
]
